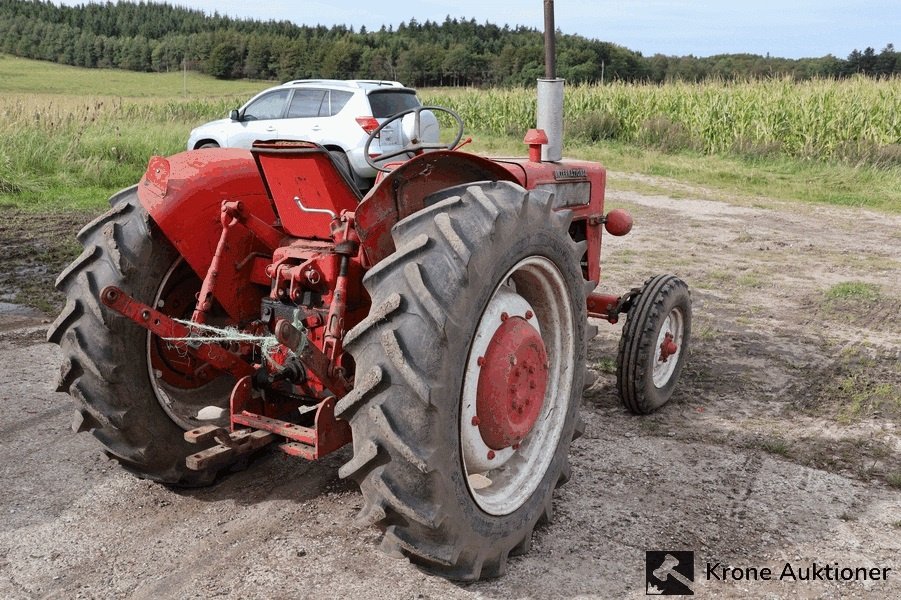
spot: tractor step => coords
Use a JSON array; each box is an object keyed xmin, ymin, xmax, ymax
[
  {"xmin": 232, "ymin": 411, "xmax": 316, "ymax": 445},
  {"xmin": 182, "ymin": 377, "xmax": 352, "ymax": 473},
  {"xmin": 232, "ymin": 411, "xmax": 319, "ymax": 458},
  {"xmin": 279, "ymin": 442, "xmax": 316, "ymax": 460},
  {"xmin": 183, "ymin": 426, "xmax": 276, "ymax": 471},
  {"xmin": 229, "ymin": 376, "xmax": 352, "ymax": 461}
]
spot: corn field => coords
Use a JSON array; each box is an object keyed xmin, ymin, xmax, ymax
[{"xmin": 424, "ymin": 77, "xmax": 901, "ymax": 165}]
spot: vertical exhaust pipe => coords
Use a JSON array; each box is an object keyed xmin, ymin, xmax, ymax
[{"xmin": 537, "ymin": 0, "xmax": 564, "ymax": 162}]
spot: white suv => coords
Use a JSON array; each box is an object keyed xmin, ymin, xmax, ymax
[{"xmin": 187, "ymin": 79, "xmax": 439, "ymax": 187}]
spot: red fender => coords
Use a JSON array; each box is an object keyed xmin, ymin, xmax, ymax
[
  {"xmin": 137, "ymin": 149, "xmax": 274, "ymax": 322},
  {"xmin": 355, "ymin": 151, "xmax": 521, "ymax": 266}
]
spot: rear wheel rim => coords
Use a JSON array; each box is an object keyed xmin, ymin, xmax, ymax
[
  {"xmin": 460, "ymin": 256, "xmax": 574, "ymax": 516},
  {"xmin": 146, "ymin": 258, "xmax": 234, "ymax": 430}
]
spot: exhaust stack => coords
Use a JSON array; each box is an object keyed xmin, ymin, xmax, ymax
[{"xmin": 537, "ymin": 0, "xmax": 564, "ymax": 162}]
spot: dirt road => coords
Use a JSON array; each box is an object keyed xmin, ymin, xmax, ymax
[{"xmin": 1, "ymin": 177, "xmax": 899, "ymax": 598}]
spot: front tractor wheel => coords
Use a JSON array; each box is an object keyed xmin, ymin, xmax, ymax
[
  {"xmin": 48, "ymin": 190, "xmax": 235, "ymax": 485},
  {"xmin": 336, "ymin": 181, "xmax": 589, "ymax": 580},
  {"xmin": 616, "ymin": 275, "xmax": 692, "ymax": 414}
]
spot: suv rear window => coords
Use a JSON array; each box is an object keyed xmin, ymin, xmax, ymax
[
  {"xmin": 367, "ymin": 91, "xmax": 420, "ymax": 118},
  {"xmin": 288, "ymin": 89, "xmax": 326, "ymax": 118}
]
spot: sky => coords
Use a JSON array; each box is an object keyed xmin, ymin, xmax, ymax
[{"xmin": 63, "ymin": 1, "xmax": 898, "ymax": 59}]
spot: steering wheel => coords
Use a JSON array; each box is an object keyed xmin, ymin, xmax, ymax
[{"xmin": 364, "ymin": 106, "xmax": 465, "ymax": 173}]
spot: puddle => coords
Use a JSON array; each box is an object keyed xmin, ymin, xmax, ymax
[{"xmin": 0, "ymin": 301, "xmax": 43, "ymax": 317}]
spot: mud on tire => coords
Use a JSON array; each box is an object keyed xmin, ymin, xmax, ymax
[
  {"xmin": 47, "ymin": 188, "xmax": 221, "ymax": 486},
  {"xmin": 335, "ymin": 181, "xmax": 590, "ymax": 580}
]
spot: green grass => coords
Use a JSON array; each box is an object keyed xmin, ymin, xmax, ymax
[
  {"xmin": 693, "ymin": 323, "xmax": 718, "ymax": 341},
  {"xmin": 596, "ymin": 357, "xmax": 616, "ymax": 374},
  {"xmin": 835, "ymin": 375, "xmax": 900, "ymax": 424},
  {"xmin": 0, "ymin": 54, "xmax": 270, "ymax": 97},
  {"xmin": 758, "ymin": 436, "xmax": 791, "ymax": 457},
  {"xmin": 824, "ymin": 282, "xmax": 882, "ymax": 302},
  {"xmin": 736, "ymin": 271, "xmax": 764, "ymax": 289},
  {"xmin": 0, "ymin": 56, "xmax": 278, "ymax": 210},
  {"xmin": 694, "ymin": 270, "xmax": 733, "ymax": 291}
]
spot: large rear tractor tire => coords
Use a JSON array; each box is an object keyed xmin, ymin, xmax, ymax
[
  {"xmin": 616, "ymin": 275, "xmax": 691, "ymax": 414},
  {"xmin": 47, "ymin": 189, "xmax": 234, "ymax": 486},
  {"xmin": 335, "ymin": 181, "xmax": 590, "ymax": 580}
]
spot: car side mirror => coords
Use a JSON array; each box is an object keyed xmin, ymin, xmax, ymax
[{"xmin": 229, "ymin": 109, "xmax": 240, "ymax": 121}]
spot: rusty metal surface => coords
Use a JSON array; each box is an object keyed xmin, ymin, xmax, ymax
[
  {"xmin": 231, "ymin": 397, "xmax": 351, "ymax": 461},
  {"xmin": 185, "ymin": 429, "xmax": 275, "ymax": 471},
  {"xmin": 309, "ymin": 396, "xmax": 352, "ymax": 458},
  {"xmin": 278, "ymin": 442, "xmax": 316, "ymax": 460},
  {"xmin": 232, "ymin": 412, "xmax": 317, "ymax": 445},
  {"xmin": 298, "ymin": 338, "xmax": 350, "ymax": 398},
  {"xmin": 355, "ymin": 151, "xmax": 520, "ymax": 266},
  {"xmin": 587, "ymin": 292, "xmax": 621, "ymax": 320},
  {"xmin": 183, "ymin": 425, "xmax": 222, "ymax": 445}
]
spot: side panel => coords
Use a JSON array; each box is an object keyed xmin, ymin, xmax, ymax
[
  {"xmin": 497, "ymin": 158, "xmax": 607, "ymax": 283},
  {"xmin": 137, "ymin": 149, "xmax": 275, "ymax": 321}
]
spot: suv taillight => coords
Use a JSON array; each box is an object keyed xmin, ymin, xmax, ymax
[{"xmin": 356, "ymin": 117, "xmax": 380, "ymax": 134}]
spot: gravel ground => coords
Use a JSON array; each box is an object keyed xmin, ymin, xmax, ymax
[{"xmin": 0, "ymin": 175, "xmax": 898, "ymax": 598}]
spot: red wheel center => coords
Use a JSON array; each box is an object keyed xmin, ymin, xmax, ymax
[
  {"xmin": 659, "ymin": 332, "xmax": 678, "ymax": 363},
  {"xmin": 475, "ymin": 316, "xmax": 549, "ymax": 450}
]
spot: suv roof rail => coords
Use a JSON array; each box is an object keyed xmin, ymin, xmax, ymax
[{"xmin": 280, "ymin": 79, "xmax": 404, "ymax": 89}]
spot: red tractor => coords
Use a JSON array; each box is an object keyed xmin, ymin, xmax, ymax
[{"xmin": 49, "ymin": 46, "xmax": 690, "ymax": 583}]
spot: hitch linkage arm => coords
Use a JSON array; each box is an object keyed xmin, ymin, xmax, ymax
[{"xmin": 100, "ymin": 286, "xmax": 255, "ymax": 379}]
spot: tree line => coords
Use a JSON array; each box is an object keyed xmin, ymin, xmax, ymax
[{"xmin": 0, "ymin": 0, "xmax": 897, "ymax": 85}]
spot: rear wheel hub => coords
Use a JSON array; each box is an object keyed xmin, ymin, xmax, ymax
[{"xmin": 476, "ymin": 316, "xmax": 548, "ymax": 450}]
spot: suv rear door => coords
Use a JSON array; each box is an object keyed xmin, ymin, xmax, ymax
[
  {"xmin": 367, "ymin": 89, "xmax": 421, "ymax": 150},
  {"xmin": 279, "ymin": 88, "xmax": 354, "ymax": 144}
]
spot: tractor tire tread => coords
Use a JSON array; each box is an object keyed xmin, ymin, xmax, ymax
[
  {"xmin": 49, "ymin": 188, "xmax": 216, "ymax": 487},
  {"xmin": 340, "ymin": 181, "xmax": 587, "ymax": 580},
  {"xmin": 616, "ymin": 275, "xmax": 691, "ymax": 414}
]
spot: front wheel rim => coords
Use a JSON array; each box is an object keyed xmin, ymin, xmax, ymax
[
  {"xmin": 652, "ymin": 307, "xmax": 684, "ymax": 388},
  {"xmin": 460, "ymin": 256, "xmax": 575, "ymax": 516}
]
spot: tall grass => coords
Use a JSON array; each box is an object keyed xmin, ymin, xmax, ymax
[
  {"xmin": 424, "ymin": 77, "xmax": 901, "ymax": 166},
  {"xmin": 0, "ymin": 94, "xmax": 241, "ymax": 208}
]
